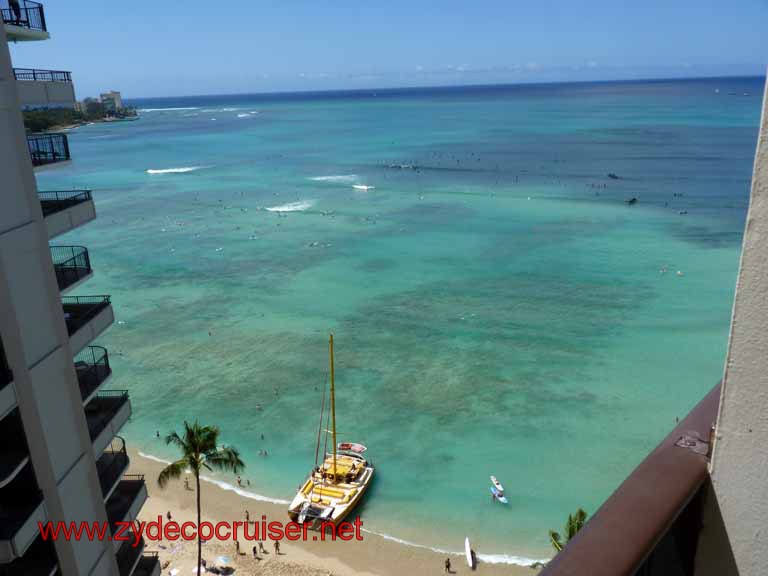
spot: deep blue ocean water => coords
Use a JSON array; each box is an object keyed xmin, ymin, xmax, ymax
[{"xmin": 38, "ymin": 77, "xmax": 763, "ymax": 563}]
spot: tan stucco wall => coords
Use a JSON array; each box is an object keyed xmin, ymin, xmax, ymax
[{"xmin": 700, "ymin": 77, "xmax": 768, "ymax": 575}]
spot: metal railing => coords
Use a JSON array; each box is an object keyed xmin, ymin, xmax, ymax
[
  {"xmin": 0, "ymin": 337, "xmax": 12, "ymax": 389},
  {"xmin": 13, "ymin": 68, "xmax": 71, "ymax": 82},
  {"xmin": 116, "ymin": 533, "xmax": 144, "ymax": 576},
  {"xmin": 62, "ymin": 295, "xmax": 111, "ymax": 336},
  {"xmin": 74, "ymin": 345, "xmax": 111, "ymax": 402},
  {"xmin": 1, "ymin": 1, "xmax": 47, "ymax": 32},
  {"xmin": 135, "ymin": 552, "xmax": 160, "ymax": 574},
  {"xmin": 26, "ymin": 133, "xmax": 70, "ymax": 166},
  {"xmin": 0, "ymin": 462, "xmax": 43, "ymax": 540},
  {"xmin": 106, "ymin": 474, "xmax": 146, "ymax": 531},
  {"xmin": 84, "ymin": 390, "xmax": 129, "ymax": 441},
  {"xmin": 96, "ymin": 437, "xmax": 128, "ymax": 498},
  {"xmin": 39, "ymin": 189, "xmax": 92, "ymax": 216},
  {"xmin": 0, "ymin": 534, "xmax": 59, "ymax": 575},
  {"xmin": 51, "ymin": 246, "xmax": 91, "ymax": 292}
]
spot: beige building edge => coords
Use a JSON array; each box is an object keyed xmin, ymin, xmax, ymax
[
  {"xmin": 698, "ymin": 77, "xmax": 768, "ymax": 575},
  {"xmin": 0, "ymin": 4, "xmax": 157, "ymax": 576}
]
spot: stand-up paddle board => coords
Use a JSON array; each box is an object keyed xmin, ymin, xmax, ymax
[
  {"xmin": 490, "ymin": 485, "xmax": 509, "ymax": 504},
  {"xmin": 490, "ymin": 475, "xmax": 504, "ymax": 493},
  {"xmin": 465, "ymin": 537, "xmax": 474, "ymax": 568}
]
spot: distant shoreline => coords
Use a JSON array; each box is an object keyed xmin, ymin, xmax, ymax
[
  {"xmin": 42, "ymin": 115, "xmax": 140, "ymax": 133},
  {"xmin": 126, "ymin": 74, "xmax": 765, "ymax": 103}
]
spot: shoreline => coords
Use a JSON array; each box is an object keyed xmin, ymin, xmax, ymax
[{"xmin": 129, "ymin": 448, "xmax": 544, "ymax": 575}]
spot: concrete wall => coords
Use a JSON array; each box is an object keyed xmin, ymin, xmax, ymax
[
  {"xmin": 17, "ymin": 79, "xmax": 76, "ymax": 109},
  {"xmin": 698, "ymin": 78, "xmax": 768, "ymax": 575}
]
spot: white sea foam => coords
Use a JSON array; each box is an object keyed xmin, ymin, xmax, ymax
[
  {"xmin": 146, "ymin": 166, "xmax": 204, "ymax": 175},
  {"xmin": 265, "ymin": 200, "xmax": 314, "ymax": 212},
  {"xmin": 308, "ymin": 174, "xmax": 358, "ymax": 183},
  {"xmin": 139, "ymin": 107, "xmax": 200, "ymax": 112},
  {"xmin": 137, "ymin": 451, "xmax": 547, "ymax": 566},
  {"xmin": 359, "ymin": 528, "xmax": 549, "ymax": 567},
  {"xmin": 137, "ymin": 452, "xmax": 289, "ymax": 505},
  {"xmin": 237, "ymin": 113, "xmax": 252, "ymax": 118},
  {"xmin": 202, "ymin": 107, "xmax": 240, "ymax": 113}
]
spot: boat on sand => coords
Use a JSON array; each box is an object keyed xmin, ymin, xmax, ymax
[{"xmin": 288, "ymin": 335, "xmax": 374, "ymax": 529}]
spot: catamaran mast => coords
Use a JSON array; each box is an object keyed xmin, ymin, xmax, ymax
[{"xmin": 329, "ymin": 334, "xmax": 337, "ymax": 477}]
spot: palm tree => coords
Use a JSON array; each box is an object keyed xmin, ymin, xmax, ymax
[
  {"xmin": 549, "ymin": 508, "xmax": 588, "ymax": 552},
  {"xmin": 158, "ymin": 420, "xmax": 244, "ymax": 575}
]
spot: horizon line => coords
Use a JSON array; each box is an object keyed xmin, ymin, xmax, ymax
[{"xmin": 122, "ymin": 73, "xmax": 767, "ymax": 102}]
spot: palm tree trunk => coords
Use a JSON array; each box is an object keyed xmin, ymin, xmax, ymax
[{"xmin": 196, "ymin": 472, "xmax": 202, "ymax": 575}]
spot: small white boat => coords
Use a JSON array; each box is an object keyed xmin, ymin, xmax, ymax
[
  {"xmin": 490, "ymin": 475, "xmax": 504, "ymax": 493},
  {"xmin": 353, "ymin": 185, "xmax": 375, "ymax": 191},
  {"xmin": 465, "ymin": 537, "xmax": 474, "ymax": 568}
]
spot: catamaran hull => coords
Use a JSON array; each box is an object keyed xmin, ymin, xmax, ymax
[{"xmin": 288, "ymin": 466, "xmax": 374, "ymax": 529}]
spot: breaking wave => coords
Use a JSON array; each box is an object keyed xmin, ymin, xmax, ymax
[{"xmin": 146, "ymin": 166, "xmax": 204, "ymax": 175}]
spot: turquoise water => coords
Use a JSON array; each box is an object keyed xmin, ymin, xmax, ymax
[{"xmin": 39, "ymin": 78, "xmax": 762, "ymax": 562}]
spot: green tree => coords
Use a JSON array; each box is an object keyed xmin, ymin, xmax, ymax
[
  {"xmin": 158, "ymin": 421, "xmax": 244, "ymax": 575},
  {"xmin": 549, "ymin": 508, "xmax": 588, "ymax": 552}
]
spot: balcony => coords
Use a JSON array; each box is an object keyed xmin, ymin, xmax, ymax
[
  {"xmin": 39, "ymin": 190, "xmax": 96, "ymax": 239},
  {"xmin": 0, "ymin": 534, "xmax": 58, "ymax": 576},
  {"xmin": 0, "ymin": 338, "xmax": 11, "ymax": 392},
  {"xmin": 51, "ymin": 246, "xmax": 92, "ymax": 293},
  {"xmin": 0, "ymin": 463, "xmax": 46, "ymax": 563},
  {"xmin": 1, "ymin": 1, "xmax": 49, "ymax": 42},
  {"xmin": 14, "ymin": 68, "xmax": 75, "ymax": 109},
  {"xmin": 116, "ymin": 531, "xmax": 144, "ymax": 576},
  {"xmin": 62, "ymin": 295, "xmax": 113, "ymax": 354},
  {"xmin": 85, "ymin": 391, "xmax": 131, "ymax": 456},
  {"xmin": 133, "ymin": 552, "xmax": 160, "ymax": 576},
  {"xmin": 26, "ymin": 133, "xmax": 70, "ymax": 168},
  {"xmin": 0, "ymin": 340, "xmax": 15, "ymax": 422},
  {"xmin": 74, "ymin": 346, "xmax": 112, "ymax": 403},
  {"xmin": 0, "ymin": 410, "xmax": 29, "ymax": 490},
  {"xmin": 540, "ymin": 382, "xmax": 721, "ymax": 576},
  {"xmin": 96, "ymin": 438, "xmax": 129, "ymax": 500},
  {"xmin": 105, "ymin": 475, "xmax": 147, "ymax": 537}
]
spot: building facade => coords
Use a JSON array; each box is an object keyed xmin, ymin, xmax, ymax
[
  {"xmin": 99, "ymin": 91, "xmax": 122, "ymax": 113},
  {"xmin": 1, "ymin": 3, "xmax": 157, "ymax": 576}
]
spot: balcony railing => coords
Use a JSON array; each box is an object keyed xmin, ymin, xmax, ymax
[
  {"xmin": 105, "ymin": 474, "xmax": 146, "ymax": 533},
  {"xmin": 39, "ymin": 190, "xmax": 92, "ymax": 217},
  {"xmin": 0, "ymin": 337, "xmax": 11, "ymax": 390},
  {"xmin": 116, "ymin": 532, "xmax": 144, "ymax": 576},
  {"xmin": 13, "ymin": 68, "xmax": 71, "ymax": 82},
  {"xmin": 84, "ymin": 391, "xmax": 129, "ymax": 443},
  {"xmin": 0, "ymin": 534, "xmax": 58, "ymax": 576},
  {"xmin": 96, "ymin": 438, "xmax": 128, "ymax": 499},
  {"xmin": 1, "ymin": 1, "xmax": 46, "ymax": 32},
  {"xmin": 134, "ymin": 552, "xmax": 160, "ymax": 576},
  {"xmin": 540, "ymin": 382, "xmax": 721, "ymax": 576},
  {"xmin": 62, "ymin": 295, "xmax": 111, "ymax": 337},
  {"xmin": 0, "ymin": 463, "xmax": 43, "ymax": 542},
  {"xmin": 0, "ymin": 410, "xmax": 30, "ymax": 490},
  {"xmin": 74, "ymin": 346, "xmax": 111, "ymax": 402},
  {"xmin": 26, "ymin": 133, "xmax": 69, "ymax": 167},
  {"xmin": 51, "ymin": 246, "xmax": 91, "ymax": 292}
]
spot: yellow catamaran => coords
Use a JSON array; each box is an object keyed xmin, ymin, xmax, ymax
[{"xmin": 288, "ymin": 335, "xmax": 374, "ymax": 528}]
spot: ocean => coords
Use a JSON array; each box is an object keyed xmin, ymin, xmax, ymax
[{"xmin": 38, "ymin": 77, "xmax": 763, "ymax": 563}]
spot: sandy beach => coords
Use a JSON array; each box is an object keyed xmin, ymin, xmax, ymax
[{"xmin": 128, "ymin": 449, "xmax": 542, "ymax": 576}]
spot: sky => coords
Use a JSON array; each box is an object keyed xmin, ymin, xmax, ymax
[{"xmin": 8, "ymin": 0, "xmax": 768, "ymax": 99}]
